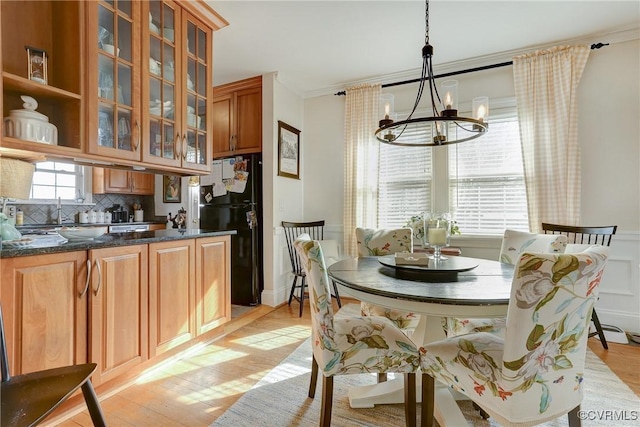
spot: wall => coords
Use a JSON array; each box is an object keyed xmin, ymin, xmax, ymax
[
  {"xmin": 260, "ymin": 73, "xmax": 305, "ymax": 307},
  {"xmin": 301, "ymin": 38, "xmax": 640, "ymax": 332}
]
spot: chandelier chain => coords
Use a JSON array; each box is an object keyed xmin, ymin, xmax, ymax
[{"xmin": 425, "ymin": 0, "xmax": 429, "ymax": 45}]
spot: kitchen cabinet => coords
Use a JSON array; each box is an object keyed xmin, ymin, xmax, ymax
[
  {"xmin": 140, "ymin": 0, "xmax": 216, "ymax": 173},
  {"xmin": 88, "ymin": 244, "xmax": 148, "ymax": 385},
  {"xmin": 86, "ymin": 0, "xmax": 142, "ymax": 162},
  {"xmin": 212, "ymin": 76, "xmax": 262, "ymax": 158},
  {"xmin": 1, "ymin": 1, "xmax": 84, "ymax": 155},
  {"xmin": 0, "ymin": 251, "xmax": 89, "ymax": 376},
  {"xmin": 195, "ymin": 236, "xmax": 231, "ymax": 334},
  {"xmin": 148, "ymin": 239, "xmax": 195, "ymax": 357},
  {"xmin": 92, "ymin": 167, "xmax": 155, "ymax": 195}
]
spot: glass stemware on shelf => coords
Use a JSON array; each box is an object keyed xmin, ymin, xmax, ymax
[{"xmin": 423, "ymin": 212, "xmax": 452, "ymax": 260}]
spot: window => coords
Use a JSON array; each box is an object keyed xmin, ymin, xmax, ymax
[
  {"xmin": 30, "ymin": 161, "xmax": 85, "ymax": 201},
  {"xmin": 377, "ymin": 143, "xmax": 432, "ymax": 228},
  {"xmin": 376, "ymin": 107, "xmax": 528, "ymax": 235},
  {"xmin": 449, "ymin": 114, "xmax": 528, "ymax": 234}
]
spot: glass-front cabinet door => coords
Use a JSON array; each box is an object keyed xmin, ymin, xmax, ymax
[
  {"xmin": 182, "ymin": 13, "xmax": 212, "ymax": 172},
  {"xmin": 88, "ymin": 0, "xmax": 141, "ymax": 161},
  {"xmin": 142, "ymin": 1, "xmax": 212, "ymax": 173},
  {"xmin": 143, "ymin": 0, "xmax": 179, "ymax": 168}
]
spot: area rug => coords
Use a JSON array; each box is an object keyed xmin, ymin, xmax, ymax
[{"xmin": 212, "ymin": 338, "xmax": 639, "ymax": 426}]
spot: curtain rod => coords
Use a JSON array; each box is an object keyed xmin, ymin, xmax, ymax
[{"xmin": 334, "ymin": 42, "xmax": 609, "ymax": 96}]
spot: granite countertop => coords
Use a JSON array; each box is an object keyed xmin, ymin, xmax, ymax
[{"xmin": 0, "ymin": 229, "xmax": 236, "ymax": 259}]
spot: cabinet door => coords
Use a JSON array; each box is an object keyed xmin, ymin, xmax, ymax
[
  {"xmin": 181, "ymin": 10, "xmax": 213, "ymax": 172},
  {"xmin": 142, "ymin": 0, "xmax": 181, "ymax": 168},
  {"xmin": 87, "ymin": 0, "xmax": 142, "ymax": 161},
  {"xmin": 104, "ymin": 169, "xmax": 132, "ymax": 193},
  {"xmin": 148, "ymin": 240, "xmax": 195, "ymax": 357},
  {"xmin": 131, "ymin": 171, "xmax": 155, "ymax": 195},
  {"xmin": 0, "ymin": 252, "xmax": 89, "ymax": 376},
  {"xmin": 89, "ymin": 245, "xmax": 148, "ymax": 385},
  {"xmin": 212, "ymin": 94, "xmax": 233, "ymax": 156},
  {"xmin": 234, "ymin": 87, "xmax": 262, "ymax": 153},
  {"xmin": 195, "ymin": 236, "xmax": 231, "ymax": 335}
]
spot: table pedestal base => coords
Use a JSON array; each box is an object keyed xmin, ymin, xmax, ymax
[{"xmin": 347, "ymin": 376, "xmax": 468, "ymax": 427}]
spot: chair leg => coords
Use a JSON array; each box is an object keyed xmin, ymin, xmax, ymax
[
  {"xmin": 331, "ymin": 279, "xmax": 342, "ymax": 308},
  {"xmin": 309, "ymin": 355, "xmax": 318, "ymax": 398},
  {"xmin": 590, "ymin": 309, "xmax": 608, "ymax": 350},
  {"xmin": 299, "ymin": 277, "xmax": 306, "ymax": 317},
  {"xmin": 568, "ymin": 405, "xmax": 582, "ymax": 427},
  {"xmin": 81, "ymin": 380, "xmax": 107, "ymax": 427},
  {"xmin": 421, "ymin": 373, "xmax": 434, "ymax": 427},
  {"xmin": 320, "ymin": 375, "xmax": 334, "ymax": 427},
  {"xmin": 377, "ymin": 373, "xmax": 388, "ymax": 383},
  {"xmin": 288, "ymin": 276, "xmax": 298, "ymax": 305},
  {"xmin": 404, "ymin": 373, "xmax": 416, "ymax": 427}
]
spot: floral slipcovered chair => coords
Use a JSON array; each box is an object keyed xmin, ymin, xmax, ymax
[
  {"xmin": 443, "ymin": 230, "xmax": 568, "ymax": 338},
  {"xmin": 420, "ymin": 246, "xmax": 609, "ymax": 427},
  {"xmin": 355, "ymin": 227, "xmax": 420, "ymax": 331},
  {"xmin": 294, "ymin": 239, "xmax": 421, "ymax": 427}
]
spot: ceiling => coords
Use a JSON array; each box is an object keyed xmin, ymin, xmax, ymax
[{"xmin": 209, "ymin": 1, "xmax": 639, "ymax": 97}]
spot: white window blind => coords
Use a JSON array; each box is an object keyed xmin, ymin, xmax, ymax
[
  {"xmin": 30, "ymin": 161, "xmax": 84, "ymax": 201},
  {"xmin": 377, "ymin": 139, "xmax": 432, "ymax": 229},
  {"xmin": 449, "ymin": 115, "xmax": 528, "ymax": 234}
]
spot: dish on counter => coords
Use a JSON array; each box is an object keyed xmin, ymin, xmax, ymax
[
  {"xmin": 56, "ymin": 227, "xmax": 107, "ymax": 241},
  {"xmin": 2, "ymin": 237, "xmax": 34, "ymax": 248}
]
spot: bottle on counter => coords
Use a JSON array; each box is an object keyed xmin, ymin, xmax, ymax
[
  {"xmin": 16, "ymin": 210, "xmax": 24, "ymax": 226},
  {"xmin": 166, "ymin": 213, "xmax": 172, "ymax": 229}
]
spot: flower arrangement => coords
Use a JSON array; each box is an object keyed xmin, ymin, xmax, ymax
[{"xmin": 404, "ymin": 212, "xmax": 460, "ymax": 243}]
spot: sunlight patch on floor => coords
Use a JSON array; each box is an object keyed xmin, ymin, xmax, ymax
[
  {"xmin": 231, "ymin": 326, "xmax": 311, "ymax": 349},
  {"xmin": 136, "ymin": 347, "xmax": 250, "ymax": 383},
  {"xmin": 175, "ymin": 369, "xmax": 272, "ymax": 402}
]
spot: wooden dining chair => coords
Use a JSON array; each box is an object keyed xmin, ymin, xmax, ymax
[
  {"xmin": 542, "ymin": 222, "xmax": 617, "ymax": 349},
  {"xmin": 282, "ymin": 220, "xmax": 342, "ymax": 316},
  {"xmin": 0, "ymin": 304, "xmax": 107, "ymax": 427}
]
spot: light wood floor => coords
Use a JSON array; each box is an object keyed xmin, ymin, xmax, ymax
[{"xmin": 57, "ymin": 300, "xmax": 639, "ymax": 426}]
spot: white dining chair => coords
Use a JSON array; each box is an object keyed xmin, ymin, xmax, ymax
[
  {"xmin": 443, "ymin": 229, "xmax": 567, "ymax": 338},
  {"xmin": 420, "ymin": 246, "xmax": 610, "ymax": 427},
  {"xmin": 294, "ymin": 239, "xmax": 420, "ymax": 427}
]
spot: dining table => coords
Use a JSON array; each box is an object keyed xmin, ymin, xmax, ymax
[{"xmin": 327, "ymin": 255, "xmax": 514, "ymax": 427}]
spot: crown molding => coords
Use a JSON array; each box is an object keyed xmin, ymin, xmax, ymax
[{"xmin": 303, "ymin": 26, "xmax": 639, "ymax": 100}]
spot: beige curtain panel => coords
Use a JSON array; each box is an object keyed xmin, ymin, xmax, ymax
[
  {"xmin": 513, "ymin": 45, "xmax": 590, "ymax": 231},
  {"xmin": 343, "ymin": 83, "xmax": 381, "ymax": 257}
]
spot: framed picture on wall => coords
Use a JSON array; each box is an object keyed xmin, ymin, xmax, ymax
[
  {"xmin": 277, "ymin": 120, "xmax": 300, "ymax": 179},
  {"xmin": 163, "ymin": 175, "xmax": 181, "ymax": 203}
]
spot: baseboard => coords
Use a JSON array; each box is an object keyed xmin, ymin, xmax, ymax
[{"xmin": 591, "ymin": 324, "xmax": 630, "ymax": 344}]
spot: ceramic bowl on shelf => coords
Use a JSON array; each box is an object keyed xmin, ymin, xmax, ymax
[
  {"xmin": 56, "ymin": 226, "xmax": 107, "ymax": 241},
  {"xmin": 102, "ymin": 44, "xmax": 120, "ymax": 56},
  {"xmin": 4, "ymin": 95, "xmax": 57, "ymax": 145}
]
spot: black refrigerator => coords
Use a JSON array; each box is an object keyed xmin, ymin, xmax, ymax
[{"xmin": 199, "ymin": 154, "xmax": 263, "ymax": 306}]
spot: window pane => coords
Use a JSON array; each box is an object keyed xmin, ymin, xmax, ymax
[
  {"xmin": 449, "ymin": 116, "xmax": 528, "ymax": 234},
  {"xmin": 378, "ymin": 142, "xmax": 432, "ymax": 229},
  {"xmin": 30, "ymin": 161, "xmax": 83, "ymax": 201}
]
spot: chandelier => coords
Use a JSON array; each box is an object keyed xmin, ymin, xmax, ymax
[{"xmin": 375, "ymin": 0, "xmax": 489, "ymax": 146}]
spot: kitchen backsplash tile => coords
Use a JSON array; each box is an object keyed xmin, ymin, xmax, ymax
[{"xmin": 13, "ymin": 194, "xmax": 157, "ymax": 225}]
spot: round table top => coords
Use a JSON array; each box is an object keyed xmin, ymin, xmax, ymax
[{"xmin": 328, "ymin": 256, "xmax": 513, "ymax": 317}]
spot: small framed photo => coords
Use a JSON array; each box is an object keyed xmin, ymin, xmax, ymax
[
  {"xmin": 277, "ymin": 120, "xmax": 300, "ymax": 179},
  {"xmin": 25, "ymin": 46, "xmax": 48, "ymax": 84},
  {"xmin": 163, "ymin": 175, "xmax": 181, "ymax": 203}
]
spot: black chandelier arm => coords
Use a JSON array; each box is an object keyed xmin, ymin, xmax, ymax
[
  {"xmin": 334, "ymin": 42, "xmax": 610, "ymax": 96},
  {"xmin": 375, "ymin": 116, "xmax": 488, "ymax": 147}
]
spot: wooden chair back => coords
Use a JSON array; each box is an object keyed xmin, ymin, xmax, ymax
[
  {"xmin": 541, "ymin": 223, "xmax": 616, "ymax": 246},
  {"xmin": 282, "ymin": 220, "xmax": 325, "ymax": 277}
]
